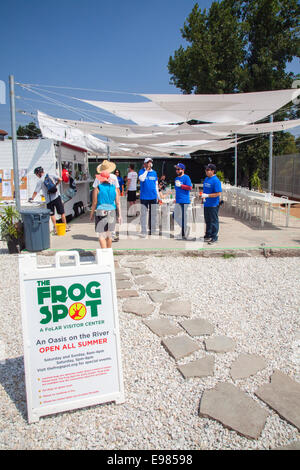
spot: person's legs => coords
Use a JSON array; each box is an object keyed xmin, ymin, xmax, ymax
[
  {"xmin": 98, "ymin": 237, "xmax": 107, "ymax": 248},
  {"xmin": 140, "ymin": 200, "xmax": 148, "ymax": 234},
  {"xmin": 174, "ymin": 203, "xmax": 185, "ymax": 237},
  {"xmin": 204, "ymin": 207, "xmax": 212, "ymax": 239},
  {"xmin": 210, "ymin": 206, "xmax": 219, "ymax": 241}
]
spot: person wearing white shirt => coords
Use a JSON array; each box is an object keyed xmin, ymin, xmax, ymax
[{"xmin": 126, "ymin": 163, "xmax": 138, "ymax": 214}]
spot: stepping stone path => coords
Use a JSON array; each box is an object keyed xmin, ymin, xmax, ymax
[
  {"xmin": 178, "ymin": 356, "xmax": 215, "ymax": 379},
  {"xmin": 255, "ymin": 370, "xmax": 300, "ymax": 431},
  {"xmin": 117, "ymin": 255, "xmax": 299, "ymax": 441},
  {"xmin": 123, "ymin": 298, "xmax": 155, "ymax": 317},
  {"xmin": 147, "ymin": 292, "xmax": 176, "ymax": 303},
  {"xmin": 160, "ymin": 300, "xmax": 191, "ymax": 317},
  {"xmin": 199, "ymin": 382, "xmax": 269, "ymax": 440},
  {"xmin": 204, "ymin": 335, "xmax": 236, "ymax": 353},
  {"xmin": 117, "ymin": 290, "xmax": 139, "ymax": 298},
  {"xmin": 230, "ymin": 353, "xmax": 267, "ymax": 380},
  {"xmin": 143, "ymin": 318, "xmax": 182, "ymax": 337},
  {"xmin": 161, "ymin": 335, "xmax": 200, "ymax": 361},
  {"xmin": 116, "ymin": 280, "xmax": 133, "ymax": 290},
  {"xmin": 131, "ymin": 268, "xmax": 151, "ymax": 276},
  {"xmin": 180, "ymin": 318, "xmax": 215, "ymax": 336}
]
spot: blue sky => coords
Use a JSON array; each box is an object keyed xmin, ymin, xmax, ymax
[{"xmin": 0, "ymin": 0, "xmax": 299, "ymax": 135}]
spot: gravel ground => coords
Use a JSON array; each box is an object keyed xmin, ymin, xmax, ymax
[{"xmin": 0, "ymin": 244, "xmax": 299, "ymax": 450}]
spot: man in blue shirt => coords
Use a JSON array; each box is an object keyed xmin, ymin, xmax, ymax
[
  {"xmin": 174, "ymin": 163, "xmax": 193, "ymax": 240},
  {"xmin": 201, "ymin": 163, "xmax": 222, "ymax": 244},
  {"xmin": 138, "ymin": 158, "xmax": 159, "ymax": 236}
]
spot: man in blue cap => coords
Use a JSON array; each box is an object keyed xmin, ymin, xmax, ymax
[
  {"xmin": 201, "ymin": 163, "xmax": 222, "ymax": 244},
  {"xmin": 174, "ymin": 163, "xmax": 193, "ymax": 239}
]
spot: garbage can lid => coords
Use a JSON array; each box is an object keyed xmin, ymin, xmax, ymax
[{"xmin": 20, "ymin": 208, "xmax": 51, "ymax": 215}]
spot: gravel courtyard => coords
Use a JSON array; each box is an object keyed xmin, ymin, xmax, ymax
[{"xmin": 0, "ymin": 248, "xmax": 299, "ymax": 450}]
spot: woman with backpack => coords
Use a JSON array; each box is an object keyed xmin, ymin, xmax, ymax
[{"xmin": 90, "ymin": 170, "xmax": 121, "ymax": 248}]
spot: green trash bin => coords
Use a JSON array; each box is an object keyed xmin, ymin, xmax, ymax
[{"xmin": 20, "ymin": 208, "xmax": 51, "ymax": 252}]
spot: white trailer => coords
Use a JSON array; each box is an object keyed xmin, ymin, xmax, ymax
[{"xmin": 0, "ymin": 138, "xmax": 91, "ymax": 219}]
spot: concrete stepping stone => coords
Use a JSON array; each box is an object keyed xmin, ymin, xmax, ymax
[
  {"xmin": 204, "ymin": 335, "xmax": 235, "ymax": 353},
  {"xmin": 255, "ymin": 370, "xmax": 300, "ymax": 431},
  {"xmin": 124, "ymin": 262, "xmax": 147, "ymax": 269},
  {"xmin": 125, "ymin": 256, "xmax": 147, "ymax": 262},
  {"xmin": 148, "ymin": 292, "xmax": 176, "ymax": 303},
  {"xmin": 199, "ymin": 382, "xmax": 269, "ymax": 439},
  {"xmin": 180, "ymin": 318, "xmax": 215, "ymax": 336},
  {"xmin": 142, "ymin": 282, "xmax": 166, "ymax": 292},
  {"xmin": 131, "ymin": 268, "xmax": 151, "ymax": 276},
  {"xmin": 116, "ymin": 280, "xmax": 133, "ymax": 290},
  {"xmin": 122, "ymin": 298, "xmax": 155, "ymax": 317},
  {"xmin": 117, "ymin": 290, "xmax": 139, "ymax": 298},
  {"xmin": 135, "ymin": 275, "xmax": 158, "ymax": 285},
  {"xmin": 115, "ymin": 272, "xmax": 131, "ymax": 281},
  {"xmin": 230, "ymin": 354, "xmax": 267, "ymax": 380},
  {"xmin": 178, "ymin": 356, "xmax": 215, "ymax": 379},
  {"xmin": 161, "ymin": 335, "xmax": 200, "ymax": 361},
  {"xmin": 143, "ymin": 318, "xmax": 182, "ymax": 337},
  {"xmin": 160, "ymin": 300, "xmax": 192, "ymax": 317}
]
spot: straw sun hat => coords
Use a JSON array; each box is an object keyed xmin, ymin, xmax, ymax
[{"xmin": 96, "ymin": 160, "xmax": 116, "ymax": 174}]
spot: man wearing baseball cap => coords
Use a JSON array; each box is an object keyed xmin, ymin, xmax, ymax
[
  {"xmin": 201, "ymin": 163, "xmax": 222, "ymax": 244},
  {"xmin": 174, "ymin": 163, "xmax": 193, "ymax": 239},
  {"xmin": 138, "ymin": 158, "xmax": 159, "ymax": 237}
]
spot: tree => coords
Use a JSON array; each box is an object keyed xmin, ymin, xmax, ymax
[
  {"xmin": 17, "ymin": 121, "xmax": 41, "ymax": 139},
  {"xmin": 168, "ymin": 0, "xmax": 300, "ymax": 185}
]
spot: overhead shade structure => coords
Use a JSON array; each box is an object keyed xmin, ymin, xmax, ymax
[
  {"xmin": 142, "ymin": 89, "xmax": 300, "ymax": 124},
  {"xmin": 81, "ymin": 99, "xmax": 184, "ymax": 126}
]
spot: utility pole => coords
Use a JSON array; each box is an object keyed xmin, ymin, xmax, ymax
[
  {"xmin": 234, "ymin": 134, "xmax": 237, "ymax": 186},
  {"xmin": 268, "ymin": 115, "xmax": 273, "ymax": 192},
  {"xmin": 9, "ymin": 75, "xmax": 21, "ymax": 211}
]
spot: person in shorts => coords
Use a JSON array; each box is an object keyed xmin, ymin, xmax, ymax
[
  {"xmin": 126, "ymin": 163, "xmax": 138, "ymax": 214},
  {"xmin": 30, "ymin": 166, "xmax": 70, "ymax": 234},
  {"xmin": 90, "ymin": 171, "xmax": 121, "ymax": 248},
  {"xmin": 92, "ymin": 160, "xmax": 120, "ymax": 242}
]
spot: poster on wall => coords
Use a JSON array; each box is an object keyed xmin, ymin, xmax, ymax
[{"xmin": 19, "ymin": 249, "xmax": 125, "ymax": 423}]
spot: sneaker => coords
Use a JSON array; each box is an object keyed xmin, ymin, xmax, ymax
[
  {"xmin": 112, "ymin": 235, "xmax": 119, "ymax": 242},
  {"xmin": 66, "ymin": 225, "xmax": 71, "ymax": 232},
  {"xmin": 204, "ymin": 237, "xmax": 211, "ymax": 242},
  {"xmin": 208, "ymin": 239, "xmax": 218, "ymax": 245},
  {"xmin": 139, "ymin": 233, "xmax": 147, "ymax": 238}
]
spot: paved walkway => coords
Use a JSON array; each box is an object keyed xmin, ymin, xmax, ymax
[{"xmin": 48, "ymin": 204, "xmax": 300, "ymax": 254}]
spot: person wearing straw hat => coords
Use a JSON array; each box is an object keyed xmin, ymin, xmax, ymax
[
  {"xmin": 92, "ymin": 160, "xmax": 120, "ymax": 241},
  {"xmin": 90, "ymin": 170, "xmax": 121, "ymax": 248}
]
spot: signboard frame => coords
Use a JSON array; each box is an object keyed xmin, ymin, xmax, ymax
[{"xmin": 19, "ymin": 249, "xmax": 125, "ymax": 423}]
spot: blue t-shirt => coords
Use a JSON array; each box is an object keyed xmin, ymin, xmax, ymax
[
  {"xmin": 203, "ymin": 175, "xmax": 222, "ymax": 207},
  {"xmin": 117, "ymin": 176, "xmax": 124, "ymax": 189},
  {"xmin": 138, "ymin": 168, "xmax": 158, "ymax": 200},
  {"xmin": 97, "ymin": 182, "xmax": 116, "ymax": 210},
  {"xmin": 175, "ymin": 174, "xmax": 192, "ymax": 204}
]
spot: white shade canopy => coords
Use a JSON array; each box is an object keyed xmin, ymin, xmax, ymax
[{"xmin": 142, "ymin": 89, "xmax": 300, "ymax": 124}]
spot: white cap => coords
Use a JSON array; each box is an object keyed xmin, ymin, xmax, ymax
[{"xmin": 144, "ymin": 158, "xmax": 153, "ymax": 163}]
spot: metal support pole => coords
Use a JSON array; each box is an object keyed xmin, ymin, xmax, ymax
[
  {"xmin": 9, "ymin": 75, "xmax": 21, "ymax": 211},
  {"xmin": 234, "ymin": 134, "xmax": 237, "ymax": 186},
  {"xmin": 268, "ymin": 115, "xmax": 273, "ymax": 192}
]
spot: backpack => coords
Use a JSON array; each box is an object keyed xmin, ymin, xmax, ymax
[{"xmin": 44, "ymin": 174, "xmax": 57, "ymax": 194}]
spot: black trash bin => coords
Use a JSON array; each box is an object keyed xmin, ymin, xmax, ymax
[{"xmin": 20, "ymin": 208, "xmax": 51, "ymax": 252}]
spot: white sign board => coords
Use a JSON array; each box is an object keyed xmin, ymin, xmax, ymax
[{"xmin": 19, "ymin": 249, "xmax": 125, "ymax": 423}]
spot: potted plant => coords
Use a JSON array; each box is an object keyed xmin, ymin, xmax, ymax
[{"xmin": 0, "ymin": 206, "xmax": 24, "ymax": 253}]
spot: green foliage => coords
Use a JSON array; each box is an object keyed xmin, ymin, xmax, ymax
[
  {"xmin": 0, "ymin": 206, "xmax": 23, "ymax": 241},
  {"xmin": 250, "ymin": 169, "xmax": 263, "ymax": 191},
  {"xmin": 216, "ymin": 170, "xmax": 225, "ymax": 182},
  {"xmin": 168, "ymin": 0, "xmax": 300, "ymax": 186},
  {"xmin": 17, "ymin": 121, "xmax": 41, "ymax": 139}
]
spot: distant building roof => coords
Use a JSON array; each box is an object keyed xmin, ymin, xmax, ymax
[{"xmin": 0, "ymin": 129, "xmax": 8, "ymax": 136}]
